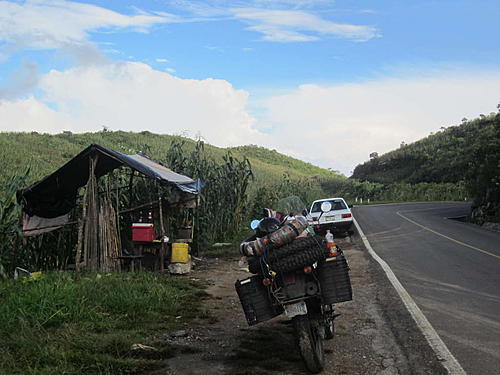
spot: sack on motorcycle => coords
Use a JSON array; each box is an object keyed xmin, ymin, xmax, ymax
[
  {"xmin": 235, "ymin": 275, "xmax": 282, "ymax": 326},
  {"xmin": 317, "ymin": 255, "xmax": 352, "ymax": 304}
]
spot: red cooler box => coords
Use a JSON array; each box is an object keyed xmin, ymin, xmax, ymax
[{"xmin": 132, "ymin": 223, "xmax": 155, "ymax": 242}]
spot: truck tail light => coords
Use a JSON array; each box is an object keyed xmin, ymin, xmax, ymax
[{"xmin": 342, "ymin": 213, "xmax": 352, "ymax": 218}]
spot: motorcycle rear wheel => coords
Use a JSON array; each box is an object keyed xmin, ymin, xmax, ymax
[
  {"xmin": 324, "ymin": 320, "xmax": 335, "ymax": 340},
  {"xmin": 292, "ymin": 315, "xmax": 325, "ymax": 373}
]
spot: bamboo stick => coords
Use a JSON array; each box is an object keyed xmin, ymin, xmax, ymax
[{"xmin": 157, "ymin": 184, "xmax": 166, "ymax": 272}]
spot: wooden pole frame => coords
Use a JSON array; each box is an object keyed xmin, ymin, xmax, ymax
[{"xmin": 157, "ymin": 183, "xmax": 166, "ymax": 272}]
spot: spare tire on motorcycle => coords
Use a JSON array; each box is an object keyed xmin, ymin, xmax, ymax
[{"xmin": 247, "ymin": 236, "xmax": 327, "ymax": 274}]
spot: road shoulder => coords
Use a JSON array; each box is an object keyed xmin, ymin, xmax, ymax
[{"xmin": 153, "ymin": 236, "xmax": 448, "ymax": 374}]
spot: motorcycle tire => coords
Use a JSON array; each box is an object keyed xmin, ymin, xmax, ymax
[
  {"xmin": 270, "ymin": 246, "xmax": 327, "ymax": 273},
  {"xmin": 269, "ymin": 236, "xmax": 324, "ymax": 261},
  {"xmin": 324, "ymin": 320, "xmax": 335, "ymax": 340},
  {"xmin": 248, "ymin": 236, "xmax": 326, "ymax": 274},
  {"xmin": 292, "ymin": 315, "xmax": 325, "ymax": 374}
]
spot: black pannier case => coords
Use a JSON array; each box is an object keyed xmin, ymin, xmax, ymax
[
  {"xmin": 317, "ymin": 254, "xmax": 352, "ymax": 304},
  {"xmin": 235, "ymin": 275, "xmax": 281, "ymax": 326}
]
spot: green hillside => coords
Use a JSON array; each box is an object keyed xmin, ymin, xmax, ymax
[
  {"xmin": 351, "ymin": 113, "xmax": 500, "ymax": 220},
  {"xmin": 0, "ymin": 130, "xmax": 342, "ymax": 187},
  {"xmin": 351, "ymin": 114, "xmax": 499, "ymax": 184}
]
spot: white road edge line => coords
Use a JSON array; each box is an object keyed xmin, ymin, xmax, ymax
[{"xmin": 353, "ymin": 217, "xmax": 466, "ymax": 375}]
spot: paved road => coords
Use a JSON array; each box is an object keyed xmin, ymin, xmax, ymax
[{"xmin": 353, "ymin": 202, "xmax": 500, "ymax": 375}]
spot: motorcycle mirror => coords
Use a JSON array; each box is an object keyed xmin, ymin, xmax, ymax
[
  {"xmin": 320, "ymin": 201, "xmax": 332, "ymax": 213},
  {"xmin": 250, "ymin": 219, "xmax": 261, "ymax": 230}
]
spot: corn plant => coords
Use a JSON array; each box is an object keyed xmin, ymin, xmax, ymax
[
  {"xmin": 165, "ymin": 139, "xmax": 253, "ymax": 245},
  {"xmin": 0, "ymin": 172, "xmax": 29, "ymax": 276}
]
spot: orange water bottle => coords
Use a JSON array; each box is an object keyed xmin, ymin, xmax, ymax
[{"xmin": 325, "ymin": 230, "xmax": 338, "ymax": 256}]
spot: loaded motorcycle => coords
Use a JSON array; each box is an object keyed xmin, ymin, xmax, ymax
[{"xmin": 235, "ymin": 198, "xmax": 352, "ymax": 373}]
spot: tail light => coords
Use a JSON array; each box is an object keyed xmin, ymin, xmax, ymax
[
  {"xmin": 342, "ymin": 213, "xmax": 352, "ymax": 218},
  {"xmin": 303, "ymin": 266, "xmax": 312, "ymax": 273}
]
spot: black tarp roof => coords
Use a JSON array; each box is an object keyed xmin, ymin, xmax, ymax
[{"xmin": 17, "ymin": 144, "xmax": 199, "ymax": 219}]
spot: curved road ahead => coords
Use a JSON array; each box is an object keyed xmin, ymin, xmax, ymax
[{"xmin": 353, "ymin": 202, "xmax": 500, "ymax": 375}]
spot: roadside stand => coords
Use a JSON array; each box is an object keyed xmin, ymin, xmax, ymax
[{"xmin": 16, "ymin": 144, "xmax": 201, "ymax": 273}]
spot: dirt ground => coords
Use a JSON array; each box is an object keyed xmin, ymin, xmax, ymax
[{"xmin": 150, "ymin": 235, "xmax": 447, "ymax": 375}]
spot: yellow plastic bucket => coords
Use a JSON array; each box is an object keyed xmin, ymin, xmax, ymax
[{"xmin": 171, "ymin": 243, "xmax": 189, "ymax": 263}]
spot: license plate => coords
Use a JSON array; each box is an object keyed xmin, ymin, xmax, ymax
[{"xmin": 284, "ymin": 301, "xmax": 307, "ymax": 318}]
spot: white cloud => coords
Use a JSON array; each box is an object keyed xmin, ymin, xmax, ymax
[
  {"xmin": 0, "ymin": 62, "xmax": 262, "ymax": 146},
  {"xmin": 151, "ymin": 1, "xmax": 379, "ymax": 43},
  {"xmin": 0, "ymin": 97, "xmax": 70, "ymax": 133},
  {"xmin": 166, "ymin": 67, "xmax": 176, "ymax": 73},
  {"xmin": 260, "ymin": 73, "xmax": 500, "ymax": 174},
  {"xmin": 0, "ymin": 0, "xmax": 177, "ymax": 52},
  {"xmin": 156, "ymin": 58, "xmax": 170, "ymax": 63},
  {"xmin": 0, "ymin": 0, "xmax": 379, "ymax": 60},
  {"xmin": 230, "ymin": 8, "xmax": 379, "ymax": 42}
]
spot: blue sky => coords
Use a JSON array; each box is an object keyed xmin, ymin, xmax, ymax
[{"xmin": 1, "ymin": 0, "xmax": 499, "ymax": 174}]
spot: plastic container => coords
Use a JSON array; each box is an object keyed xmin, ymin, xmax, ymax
[
  {"xmin": 235, "ymin": 275, "xmax": 282, "ymax": 326},
  {"xmin": 132, "ymin": 223, "xmax": 155, "ymax": 242},
  {"xmin": 171, "ymin": 243, "xmax": 189, "ymax": 263},
  {"xmin": 325, "ymin": 230, "xmax": 334, "ymax": 247},
  {"xmin": 317, "ymin": 254, "xmax": 352, "ymax": 304}
]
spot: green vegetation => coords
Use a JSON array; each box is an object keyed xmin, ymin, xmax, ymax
[
  {"xmin": 0, "ymin": 131, "xmax": 343, "ymax": 275},
  {"xmin": 1, "ymin": 122, "xmax": 487, "ymax": 276},
  {"xmin": 351, "ymin": 113, "xmax": 500, "ymax": 221},
  {"xmin": 0, "ymin": 173, "xmax": 28, "ymax": 278},
  {"xmin": 231, "ymin": 145, "xmax": 337, "ymax": 179},
  {"xmin": 0, "ymin": 130, "xmax": 342, "ymax": 188},
  {"xmin": 317, "ymin": 179, "xmax": 466, "ymax": 204},
  {"xmin": 0, "ymin": 130, "xmax": 341, "ymax": 274},
  {"xmin": 0, "ymin": 271, "xmax": 207, "ymax": 375},
  {"xmin": 165, "ymin": 139, "xmax": 253, "ymax": 246}
]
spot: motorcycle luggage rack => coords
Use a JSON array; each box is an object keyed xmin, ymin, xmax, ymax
[
  {"xmin": 235, "ymin": 275, "xmax": 282, "ymax": 326},
  {"xmin": 317, "ymin": 254, "xmax": 353, "ymax": 304}
]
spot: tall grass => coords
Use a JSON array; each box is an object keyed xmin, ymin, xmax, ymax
[
  {"xmin": 0, "ymin": 172, "xmax": 29, "ymax": 277},
  {"xmin": 0, "ymin": 271, "xmax": 207, "ymax": 374}
]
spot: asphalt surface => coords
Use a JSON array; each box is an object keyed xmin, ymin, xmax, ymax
[{"xmin": 353, "ymin": 202, "xmax": 500, "ymax": 375}]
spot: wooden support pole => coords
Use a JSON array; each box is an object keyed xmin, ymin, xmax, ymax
[
  {"xmin": 157, "ymin": 183, "xmax": 166, "ymax": 272},
  {"xmin": 194, "ymin": 194, "xmax": 200, "ymax": 256}
]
